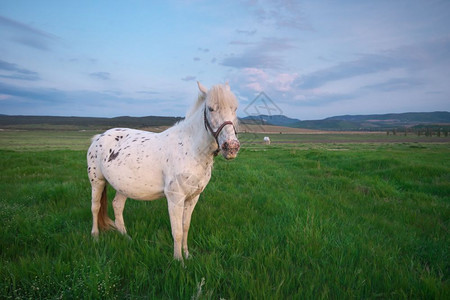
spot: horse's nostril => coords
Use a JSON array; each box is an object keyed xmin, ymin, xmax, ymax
[
  {"xmin": 222, "ymin": 140, "xmax": 240, "ymax": 151},
  {"xmin": 222, "ymin": 142, "xmax": 230, "ymax": 150}
]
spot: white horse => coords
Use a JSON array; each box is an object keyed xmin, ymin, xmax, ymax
[
  {"xmin": 263, "ymin": 136, "xmax": 271, "ymax": 145},
  {"xmin": 87, "ymin": 82, "xmax": 240, "ymax": 260}
]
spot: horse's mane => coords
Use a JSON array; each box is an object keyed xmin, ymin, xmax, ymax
[
  {"xmin": 185, "ymin": 92, "xmax": 206, "ymax": 119},
  {"xmin": 185, "ymin": 84, "xmax": 237, "ymax": 120},
  {"xmin": 208, "ymin": 85, "xmax": 238, "ymax": 111}
]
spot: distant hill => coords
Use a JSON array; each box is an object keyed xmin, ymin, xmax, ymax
[
  {"xmin": 0, "ymin": 115, "xmax": 183, "ymax": 130},
  {"xmin": 298, "ymin": 111, "xmax": 450, "ymax": 130},
  {"xmin": 241, "ymin": 115, "xmax": 300, "ymax": 126},
  {"xmin": 326, "ymin": 111, "xmax": 450, "ymax": 123}
]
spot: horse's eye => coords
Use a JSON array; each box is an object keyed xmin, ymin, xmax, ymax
[{"xmin": 208, "ymin": 106, "xmax": 214, "ymax": 112}]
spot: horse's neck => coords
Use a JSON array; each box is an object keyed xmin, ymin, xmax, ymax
[{"xmin": 183, "ymin": 106, "xmax": 217, "ymax": 161}]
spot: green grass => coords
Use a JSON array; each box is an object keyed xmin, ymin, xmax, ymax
[{"xmin": 0, "ymin": 131, "xmax": 449, "ymax": 298}]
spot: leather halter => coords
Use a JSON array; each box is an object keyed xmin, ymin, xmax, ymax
[{"xmin": 203, "ymin": 106, "xmax": 237, "ymax": 156}]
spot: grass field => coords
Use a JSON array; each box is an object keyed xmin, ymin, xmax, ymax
[{"xmin": 0, "ymin": 130, "xmax": 449, "ymax": 299}]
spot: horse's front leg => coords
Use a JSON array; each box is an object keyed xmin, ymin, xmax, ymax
[
  {"xmin": 182, "ymin": 195, "xmax": 199, "ymax": 259},
  {"xmin": 165, "ymin": 188, "xmax": 186, "ymax": 261}
]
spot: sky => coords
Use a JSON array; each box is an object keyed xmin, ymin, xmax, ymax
[{"xmin": 1, "ymin": 0, "xmax": 449, "ymax": 120}]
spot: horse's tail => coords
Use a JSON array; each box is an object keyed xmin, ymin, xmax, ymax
[{"xmin": 97, "ymin": 185, "xmax": 116, "ymax": 231}]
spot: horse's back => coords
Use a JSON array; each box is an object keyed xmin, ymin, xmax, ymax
[{"xmin": 90, "ymin": 127, "xmax": 151, "ymax": 148}]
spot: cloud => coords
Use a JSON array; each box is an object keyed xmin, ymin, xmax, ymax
[
  {"xmin": 137, "ymin": 90, "xmax": 160, "ymax": 95},
  {"xmin": 181, "ymin": 75, "xmax": 196, "ymax": 81},
  {"xmin": 222, "ymin": 37, "xmax": 293, "ymax": 69},
  {"xmin": 228, "ymin": 67, "xmax": 300, "ymax": 111},
  {"xmin": 297, "ymin": 54, "xmax": 400, "ymax": 89},
  {"xmin": 89, "ymin": 72, "xmax": 111, "ymax": 80},
  {"xmin": 246, "ymin": 0, "xmax": 312, "ymax": 31},
  {"xmin": 363, "ymin": 78, "xmax": 423, "ymax": 92},
  {"xmin": 236, "ymin": 29, "xmax": 257, "ymax": 36},
  {"xmin": 0, "ymin": 60, "xmax": 40, "ymax": 81},
  {"xmin": 0, "ymin": 15, "xmax": 58, "ymax": 51},
  {"xmin": 0, "ymin": 81, "xmax": 66, "ymax": 105},
  {"xmin": 425, "ymin": 91, "xmax": 444, "ymax": 95},
  {"xmin": 300, "ymin": 92, "xmax": 356, "ymax": 107},
  {"xmin": 392, "ymin": 37, "xmax": 450, "ymax": 69},
  {"xmin": 193, "ymin": 57, "xmax": 201, "ymax": 61},
  {"xmin": 222, "ymin": 53, "xmax": 283, "ymax": 69},
  {"xmin": 297, "ymin": 37, "xmax": 450, "ymax": 90},
  {"xmin": 238, "ymin": 68, "xmax": 298, "ymax": 92},
  {"xmin": 260, "ymin": 37, "xmax": 295, "ymax": 51},
  {"xmin": 198, "ymin": 47, "xmax": 210, "ymax": 53},
  {"xmin": 0, "ymin": 81, "xmax": 178, "ymax": 117},
  {"xmin": 229, "ymin": 40, "xmax": 255, "ymax": 46},
  {"xmin": 69, "ymin": 57, "xmax": 98, "ymax": 65}
]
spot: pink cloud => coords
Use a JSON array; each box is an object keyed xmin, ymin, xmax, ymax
[
  {"xmin": 274, "ymin": 73, "xmax": 298, "ymax": 92},
  {"xmin": 241, "ymin": 68, "xmax": 298, "ymax": 92}
]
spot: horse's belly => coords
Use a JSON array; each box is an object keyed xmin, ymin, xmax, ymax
[
  {"xmin": 126, "ymin": 189, "xmax": 165, "ymax": 201},
  {"xmin": 103, "ymin": 162, "xmax": 165, "ymax": 201},
  {"xmin": 108, "ymin": 175, "xmax": 165, "ymax": 200}
]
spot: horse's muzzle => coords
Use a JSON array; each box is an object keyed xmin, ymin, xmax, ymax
[{"xmin": 221, "ymin": 139, "xmax": 240, "ymax": 160}]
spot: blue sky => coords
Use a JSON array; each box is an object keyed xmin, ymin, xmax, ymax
[{"xmin": 1, "ymin": 0, "xmax": 449, "ymax": 120}]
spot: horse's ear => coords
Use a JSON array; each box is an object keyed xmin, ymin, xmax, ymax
[
  {"xmin": 225, "ymin": 81, "xmax": 230, "ymax": 91},
  {"xmin": 197, "ymin": 81, "xmax": 208, "ymax": 95}
]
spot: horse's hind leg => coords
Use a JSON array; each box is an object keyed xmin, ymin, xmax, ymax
[{"xmin": 112, "ymin": 192, "xmax": 128, "ymax": 235}]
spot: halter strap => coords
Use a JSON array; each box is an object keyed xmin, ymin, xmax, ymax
[{"xmin": 203, "ymin": 107, "xmax": 237, "ymax": 156}]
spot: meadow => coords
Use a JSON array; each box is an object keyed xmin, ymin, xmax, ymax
[{"xmin": 0, "ymin": 130, "xmax": 449, "ymax": 299}]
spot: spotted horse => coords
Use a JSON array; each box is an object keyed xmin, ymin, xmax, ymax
[{"xmin": 87, "ymin": 82, "xmax": 240, "ymax": 261}]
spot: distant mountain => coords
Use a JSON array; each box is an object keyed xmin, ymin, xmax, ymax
[
  {"xmin": 240, "ymin": 111, "xmax": 450, "ymax": 131},
  {"xmin": 293, "ymin": 111, "xmax": 450, "ymax": 131},
  {"xmin": 326, "ymin": 111, "xmax": 450, "ymax": 123},
  {"xmin": 241, "ymin": 115, "xmax": 300, "ymax": 126}
]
